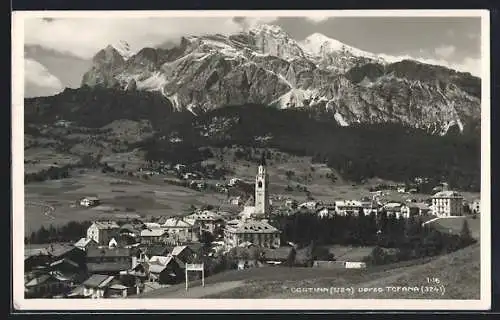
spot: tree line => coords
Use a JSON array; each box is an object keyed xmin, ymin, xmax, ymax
[
  {"xmin": 140, "ymin": 104, "xmax": 480, "ymax": 192},
  {"xmin": 26, "ymin": 221, "xmax": 93, "ymax": 244},
  {"xmin": 271, "ymin": 210, "xmax": 476, "ymax": 265}
]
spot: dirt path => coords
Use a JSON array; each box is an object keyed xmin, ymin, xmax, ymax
[{"xmin": 135, "ymin": 281, "xmax": 245, "ymax": 299}]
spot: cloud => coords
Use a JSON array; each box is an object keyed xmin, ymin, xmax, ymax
[
  {"xmin": 305, "ymin": 16, "xmax": 330, "ymax": 23},
  {"xmin": 378, "ymin": 53, "xmax": 481, "ymax": 77},
  {"xmin": 232, "ymin": 16, "xmax": 278, "ymax": 31},
  {"xmin": 25, "ymin": 17, "xmax": 251, "ymax": 59},
  {"xmin": 435, "ymin": 45, "xmax": 456, "ymax": 59},
  {"xmin": 24, "ymin": 58, "xmax": 63, "ymax": 91}
]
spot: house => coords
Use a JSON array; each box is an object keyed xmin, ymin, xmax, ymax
[
  {"xmin": 431, "ymin": 191, "xmax": 464, "ymax": 217},
  {"xmin": 25, "ymin": 272, "xmax": 74, "ymax": 298},
  {"xmin": 74, "ymin": 237, "xmax": 98, "ymax": 251},
  {"xmin": 147, "ymin": 255, "xmax": 184, "ymax": 284},
  {"xmin": 185, "ymin": 210, "xmax": 224, "ymax": 234},
  {"xmin": 381, "ymin": 202, "xmax": 406, "ymax": 218},
  {"xmin": 334, "ymin": 200, "xmax": 363, "ymax": 216},
  {"xmin": 361, "ymin": 200, "xmax": 379, "ymax": 215},
  {"xmin": 299, "ymin": 201, "xmax": 321, "ymax": 210},
  {"xmin": 47, "ymin": 258, "xmax": 85, "ymax": 283},
  {"xmin": 86, "ymin": 221, "xmax": 120, "ymax": 245},
  {"xmin": 108, "ymin": 238, "xmax": 119, "ymax": 248},
  {"xmin": 313, "ymin": 260, "xmax": 347, "ymax": 269},
  {"xmin": 161, "ymin": 218, "xmax": 199, "ymax": 244},
  {"xmin": 54, "ymin": 119, "xmax": 72, "ymax": 127},
  {"xmin": 317, "ymin": 207, "xmax": 333, "ymax": 218},
  {"xmin": 224, "ymin": 219, "xmax": 281, "ymax": 249},
  {"xmin": 25, "ymin": 248, "xmax": 51, "ymax": 272},
  {"xmin": 144, "ymin": 222, "xmax": 162, "ymax": 229},
  {"xmin": 285, "ymin": 199, "xmax": 298, "ymax": 208},
  {"xmin": 170, "ymin": 245, "xmax": 196, "ymax": 264},
  {"xmin": 86, "ymin": 247, "xmax": 132, "ymax": 275},
  {"xmin": 82, "ymin": 274, "xmax": 115, "ymax": 299},
  {"xmin": 401, "ymin": 202, "xmax": 431, "ymax": 218},
  {"xmin": 79, "ymin": 196, "xmax": 100, "ymax": 207},
  {"xmin": 228, "ymin": 178, "xmax": 242, "ymax": 186},
  {"xmin": 119, "ymin": 223, "xmax": 142, "ymax": 238},
  {"xmin": 345, "ymin": 261, "xmax": 367, "ymax": 269},
  {"xmin": 230, "ymin": 246, "xmax": 263, "ymax": 270},
  {"xmin": 46, "ymin": 243, "xmax": 86, "ymax": 268},
  {"xmin": 470, "ymin": 199, "xmax": 480, "ymax": 214},
  {"xmin": 229, "ymin": 196, "xmax": 242, "ymax": 206},
  {"xmin": 174, "ymin": 164, "xmax": 186, "ymax": 172},
  {"xmin": 140, "ymin": 228, "xmax": 169, "ymax": 245},
  {"xmin": 137, "ymin": 244, "xmax": 172, "ymax": 263},
  {"xmin": 183, "ymin": 172, "xmax": 200, "ymax": 180},
  {"xmin": 261, "ymin": 247, "xmax": 295, "ymax": 265}
]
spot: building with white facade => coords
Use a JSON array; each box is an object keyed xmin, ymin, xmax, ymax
[
  {"xmin": 224, "ymin": 219, "xmax": 281, "ymax": 248},
  {"xmin": 334, "ymin": 200, "xmax": 363, "ymax": 216},
  {"xmin": 86, "ymin": 221, "xmax": 120, "ymax": 245},
  {"xmin": 431, "ymin": 191, "xmax": 464, "ymax": 217}
]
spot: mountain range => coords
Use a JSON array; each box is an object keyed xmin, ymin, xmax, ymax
[{"xmin": 74, "ymin": 24, "xmax": 481, "ymax": 135}]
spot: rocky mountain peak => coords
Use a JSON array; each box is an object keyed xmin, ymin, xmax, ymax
[
  {"xmin": 93, "ymin": 45, "xmax": 125, "ymax": 66},
  {"xmin": 112, "ymin": 40, "xmax": 134, "ymax": 60},
  {"xmin": 79, "ymin": 26, "xmax": 481, "ymax": 135}
]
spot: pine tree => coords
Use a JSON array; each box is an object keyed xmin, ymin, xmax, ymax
[{"xmin": 459, "ymin": 219, "xmax": 473, "ymax": 245}]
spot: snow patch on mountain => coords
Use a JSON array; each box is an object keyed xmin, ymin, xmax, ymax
[
  {"xmin": 112, "ymin": 40, "xmax": 134, "ymax": 60},
  {"xmin": 167, "ymin": 93, "xmax": 181, "ymax": 111},
  {"xmin": 136, "ymin": 72, "xmax": 168, "ymax": 92},
  {"xmin": 334, "ymin": 112, "xmax": 350, "ymax": 127},
  {"xmin": 301, "ymin": 32, "xmax": 387, "ymax": 63},
  {"xmin": 273, "ymin": 88, "xmax": 321, "ymax": 109}
]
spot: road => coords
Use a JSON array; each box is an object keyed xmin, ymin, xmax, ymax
[{"xmin": 135, "ymin": 281, "xmax": 245, "ymax": 299}]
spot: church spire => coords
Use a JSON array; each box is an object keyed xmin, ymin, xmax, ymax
[{"xmin": 260, "ymin": 151, "xmax": 266, "ymax": 166}]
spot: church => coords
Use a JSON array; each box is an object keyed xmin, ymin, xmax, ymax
[
  {"xmin": 224, "ymin": 154, "xmax": 281, "ymax": 249},
  {"xmin": 239, "ymin": 154, "xmax": 270, "ymax": 220}
]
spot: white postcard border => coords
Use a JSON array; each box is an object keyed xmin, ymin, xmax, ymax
[{"xmin": 12, "ymin": 9, "xmax": 491, "ymax": 311}]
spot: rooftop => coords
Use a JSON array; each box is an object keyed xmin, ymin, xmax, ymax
[
  {"xmin": 86, "ymin": 247, "xmax": 130, "ymax": 258},
  {"xmin": 144, "ymin": 245, "xmax": 173, "ymax": 257},
  {"xmin": 170, "ymin": 245, "xmax": 190, "ymax": 256},
  {"xmin": 46, "ymin": 244, "xmax": 80, "ymax": 258},
  {"xmin": 148, "ymin": 255, "xmax": 179, "ymax": 273},
  {"xmin": 227, "ymin": 219, "xmax": 280, "ymax": 234},
  {"xmin": 432, "ymin": 191, "xmax": 463, "ymax": 198},
  {"xmin": 25, "ymin": 248, "xmax": 50, "ymax": 260},
  {"xmin": 87, "ymin": 262, "xmax": 131, "ymax": 273},
  {"xmin": 91, "ymin": 221, "xmax": 120, "ymax": 229},
  {"xmin": 74, "ymin": 237, "xmax": 97, "ymax": 248},
  {"xmin": 162, "ymin": 218, "xmax": 193, "ymax": 228},
  {"xmin": 140, "ymin": 229, "xmax": 168, "ymax": 237},
  {"xmin": 82, "ymin": 196, "xmax": 100, "ymax": 201},
  {"xmin": 25, "ymin": 274, "xmax": 52, "ymax": 287},
  {"xmin": 83, "ymin": 274, "xmax": 115, "ymax": 288}
]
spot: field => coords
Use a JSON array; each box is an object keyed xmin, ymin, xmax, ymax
[
  {"xmin": 23, "ymin": 150, "xmax": 480, "ymax": 237},
  {"xmin": 427, "ymin": 216, "xmax": 481, "ymax": 240},
  {"xmin": 135, "ymin": 243, "xmax": 480, "ymax": 300},
  {"xmin": 24, "ymin": 170, "xmax": 229, "ymax": 235}
]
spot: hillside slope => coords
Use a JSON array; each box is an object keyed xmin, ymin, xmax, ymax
[{"xmin": 135, "ymin": 244, "xmax": 480, "ymax": 300}]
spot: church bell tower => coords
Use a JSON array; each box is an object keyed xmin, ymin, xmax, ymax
[{"xmin": 254, "ymin": 153, "xmax": 269, "ymax": 217}]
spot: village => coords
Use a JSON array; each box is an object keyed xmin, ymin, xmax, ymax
[{"xmin": 24, "ymin": 154, "xmax": 481, "ymax": 299}]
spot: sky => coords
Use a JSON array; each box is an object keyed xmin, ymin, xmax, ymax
[{"xmin": 22, "ymin": 14, "xmax": 483, "ymax": 96}]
